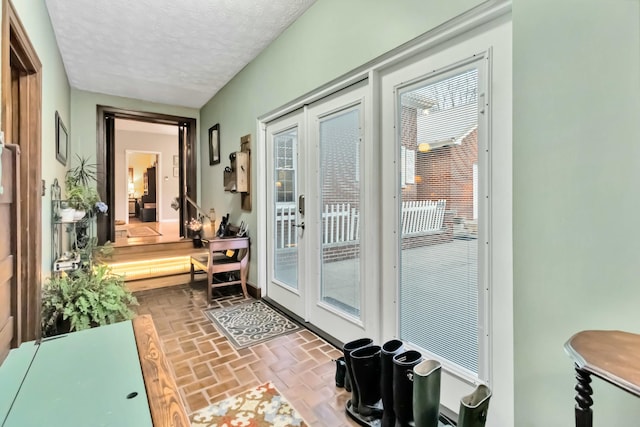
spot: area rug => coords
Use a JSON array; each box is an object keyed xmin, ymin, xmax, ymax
[
  {"xmin": 204, "ymin": 300, "xmax": 301, "ymax": 349},
  {"xmin": 127, "ymin": 225, "xmax": 162, "ymax": 238},
  {"xmin": 190, "ymin": 382, "xmax": 307, "ymax": 427}
]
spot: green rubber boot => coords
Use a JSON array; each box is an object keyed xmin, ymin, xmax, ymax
[
  {"xmin": 457, "ymin": 384, "xmax": 492, "ymax": 427},
  {"xmin": 412, "ymin": 359, "xmax": 441, "ymax": 427}
]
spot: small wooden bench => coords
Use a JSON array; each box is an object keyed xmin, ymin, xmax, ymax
[{"xmin": 190, "ymin": 236, "xmax": 250, "ymax": 301}]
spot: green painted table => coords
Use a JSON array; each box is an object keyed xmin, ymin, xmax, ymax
[{"xmin": 0, "ymin": 316, "xmax": 189, "ymax": 427}]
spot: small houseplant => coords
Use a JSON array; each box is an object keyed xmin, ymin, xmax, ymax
[
  {"xmin": 64, "ymin": 155, "xmax": 108, "ymax": 248},
  {"xmin": 41, "ymin": 263, "xmax": 137, "ymax": 337},
  {"xmin": 65, "ymin": 155, "xmax": 103, "ymax": 213},
  {"xmin": 187, "ymin": 217, "xmax": 203, "ymax": 247}
]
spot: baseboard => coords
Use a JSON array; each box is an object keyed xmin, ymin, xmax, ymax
[{"xmin": 247, "ymin": 282, "xmax": 261, "ymax": 299}]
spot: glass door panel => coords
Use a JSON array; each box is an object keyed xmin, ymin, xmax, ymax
[
  {"xmin": 319, "ymin": 107, "xmax": 361, "ymax": 317},
  {"xmin": 265, "ymin": 111, "xmax": 306, "ymax": 319},
  {"xmin": 307, "ymin": 82, "xmax": 373, "ymax": 343},
  {"xmin": 273, "ymin": 127, "xmax": 298, "ymax": 289},
  {"xmin": 398, "ymin": 66, "xmax": 481, "ymax": 375}
]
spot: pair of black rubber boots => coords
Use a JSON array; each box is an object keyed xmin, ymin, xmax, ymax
[{"xmin": 340, "ymin": 338, "xmax": 492, "ymax": 427}]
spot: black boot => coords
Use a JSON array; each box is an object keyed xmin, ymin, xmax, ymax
[
  {"xmin": 344, "ymin": 368, "xmax": 352, "ymax": 392},
  {"xmin": 343, "ymin": 338, "xmax": 373, "ymax": 414},
  {"xmin": 413, "ymin": 359, "xmax": 441, "ymax": 427},
  {"xmin": 381, "ymin": 340, "xmax": 404, "ymax": 427},
  {"xmin": 334, "ymin": 356, "xmax": 346, "ymax": 388},
  {"xmin": 351, "ymin": 345, "xmax": 384, "ymax": 419},
  {"xmin": 392, "ymin": 350, "xmax": 423, "ymax": 427},
  {"xmin": 457, "ymin": 384, "xmax": 492, "ymax": 427}
]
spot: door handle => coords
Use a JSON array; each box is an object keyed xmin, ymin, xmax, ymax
[{"xmin": 291, "ymin": 221, "xmax": 305, "ymax": 230}]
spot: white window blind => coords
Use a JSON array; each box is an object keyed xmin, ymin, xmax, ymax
[{"xmin": 398, "ymin": 67, "xmax": 481, "ymax": 374}]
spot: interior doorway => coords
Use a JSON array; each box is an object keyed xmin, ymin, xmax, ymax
[
  {"xmin": 124, "ymin": 150, "xmax": 160, "ymax": 225},
  {"xmin": 96, "ymin": 107, "xmax": 197, "ymax": 245},
  {"xmin": 1, "ymin": 0, "xmax": 43, "ymax": 344}
]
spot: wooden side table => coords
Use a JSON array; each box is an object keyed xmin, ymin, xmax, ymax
[{"xmin": 564, "ymin": 330, "xmax": 640, "ymax": 427}]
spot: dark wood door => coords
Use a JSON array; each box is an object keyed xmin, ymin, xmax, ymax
[
  {"xmin": 2, "ymin": 0, "xmax": 42, "ymax": 344},
  {"xmin": 0, "ymin": 146, "xmax": 19, "ymax": 363}
]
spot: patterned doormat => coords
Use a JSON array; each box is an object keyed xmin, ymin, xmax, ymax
[
  {"xmin": 190, "ymin": 382, "xmax": 307, "ymax": 426},
  {"xmin": 203, "ymin": 300, "xmax": 301, "ymax": 349},
  {"xmin": 127, "ymin": 225, "xmax": 162, "ymax": 237}
]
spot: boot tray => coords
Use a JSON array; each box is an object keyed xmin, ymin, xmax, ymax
[{"xmin": 345, "ymin": 400, "xmax": 456, "ymax": 426}]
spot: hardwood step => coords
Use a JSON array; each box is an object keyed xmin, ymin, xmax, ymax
[
  {"xmin": 110, "ymin": 239, "xmax": 196, "ymax": 257},
  {"xmin": 105, "ymin": 241, "xmax": 207, "ymax": 282}
]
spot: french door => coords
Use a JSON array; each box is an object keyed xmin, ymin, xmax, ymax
[
  {"xmin": 265, "ymin": 110, "xmax": 307, "ymax": 319},
  {"xmin": 265, "ymin": 83, "xmax": 377, "ymax": 343}
]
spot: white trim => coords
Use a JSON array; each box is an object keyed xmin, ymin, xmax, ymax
[{"xmin": 257, "ymin": 120, "xmax": 267, "ymax": 295}]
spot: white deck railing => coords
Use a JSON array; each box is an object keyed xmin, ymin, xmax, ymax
[
  {"xmin": 274, "ymin": 199, "xmax": 446, "ymax": 249},
  {"xmin": 401, "ymin": 199, "xmax": 447, "ymax": 235}
]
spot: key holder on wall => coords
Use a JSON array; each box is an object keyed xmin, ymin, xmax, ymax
[
  {"xmin": 240, "ymin": 134, "xmax": 251, "ymax": 211},
  {"xmin": 222, "ymin": 134, "xmax": 252, "ymax": 211}
]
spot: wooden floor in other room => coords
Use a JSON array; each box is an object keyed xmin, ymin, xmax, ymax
[{"xmin": 134, "ymin": 281, "xmax": 356, "ymax": 427}]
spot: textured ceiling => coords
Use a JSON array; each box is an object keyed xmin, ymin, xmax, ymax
[{"xmin": 45, "ymin": 0, "xmax": 316, "ymax": 108}]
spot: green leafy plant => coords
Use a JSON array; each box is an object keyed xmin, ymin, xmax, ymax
[
  {"xmin": 65, "ymin": 183, "xmax": 100, "ymax": 212},
  {"xmin": 41, "ymin": 264, "xmax": 137, "ymax": 337},
  {"xmin": 65, "ymin": 155, "xmax": 102, "ymax": 212},
  {"xmin": 66, "ymin": 154, "xmax": 97, "ymax": 187}
]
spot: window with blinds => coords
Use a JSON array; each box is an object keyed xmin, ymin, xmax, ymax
[
  {"xmin": 398, "ymin": 67, "xmax": 482, "ymax": 375},
  {"xmin": 275, "ymin": 130, "xmax": 296, "ymax": 203}
]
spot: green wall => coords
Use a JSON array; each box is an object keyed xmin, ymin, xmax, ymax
[
  {"xmin": 12, "ymin": 0, "xmax": 71, "ymax": 277},
  {"xmin": 70, "ymin": 89, "xmax": 199, "ymax": 161},
  {"xmin": 513, "ymin": 0, "xmax": 640, "ymax": 424},
  {"xmin": 200, "ymin": 0, "xmax": 484, "ymax": 284},
  {"xmin": 69, "ymin": 89, "xmax": 199, "ymax": 246}
]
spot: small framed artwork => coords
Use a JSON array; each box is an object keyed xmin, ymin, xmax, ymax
[
  {"xmin": 55, "ymin": 111, "xmax": 68, "ymax": 166},
  {"xmin": 173, "ymin": 155, "xmax": 179, "ymax": 167},
  {"xmin": 173, "ymin": 167, "xmax": 179, "ymax": 177},
  {"xmin": 209, "ymin": 123, "xmax": 220, "ymax": 165}
]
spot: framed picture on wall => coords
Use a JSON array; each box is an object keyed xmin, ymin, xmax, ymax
[
  {"xmin": 55, "ymin": 111, "xmax": 68, "ymax": 166},
  {"xmin": 209, "ymin": 123, "xmax": 220, "ymax": 165}
]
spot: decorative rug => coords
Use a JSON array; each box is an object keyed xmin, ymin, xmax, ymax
[
  {"xmin": 204, "ymin": 300, "xmax": 301, "ymax": 349},
  {"xmin": 127, "ymin": 225, "xmax": 162, "ymax": 238},
  {"xmin": 190, "ymin": 382, "xmax": 307, "ymax": 427}
]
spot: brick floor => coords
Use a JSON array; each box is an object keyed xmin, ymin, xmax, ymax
[{"xmin": 134, "ymin": 281, "xmax": 356, "ymax": 426}]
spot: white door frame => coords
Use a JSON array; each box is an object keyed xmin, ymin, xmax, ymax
[
  {"xmin": 303, "ymin": 82, "xmax": 378, "ymax": 343},
  {"xmin": 264, "ymin": 111, "xmax": 307, "ymax": 319}
]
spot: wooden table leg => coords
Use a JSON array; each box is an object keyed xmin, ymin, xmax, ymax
[{"xmin": 574, "ymin": 365, "xmax": 593, "ymax": 427}]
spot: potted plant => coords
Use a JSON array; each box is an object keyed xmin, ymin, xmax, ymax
[
  {"xmin": 65, "ymin": 155, "xmax": 103, "ymax": 213},
  {"xmin": 41, "ymin": 263, "xmax": 137, "ymax": 337},
  {"xmin": 187, "ymin": 217, "xmax": 203, "ymax": 247},
  {"xmin": 64, "ymin": 155, "xmax": 108, "ymax": 249}
]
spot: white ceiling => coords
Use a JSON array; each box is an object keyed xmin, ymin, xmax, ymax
[{"xmin": 45, "ymin": 0, "xmax": 316, "ymax": 108}]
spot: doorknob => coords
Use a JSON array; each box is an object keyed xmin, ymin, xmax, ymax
[{"xmin": 291, "ymin": 221, "xmax": 305, "ymax": 230}]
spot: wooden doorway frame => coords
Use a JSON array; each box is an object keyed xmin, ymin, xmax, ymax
[
  {"xmin": 1, "ymin": 0, "xmax": 43, "ymax": 342},
  {"xmin": 96, "ymin": 106, "xmax": 197, "ymax": 244}
]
